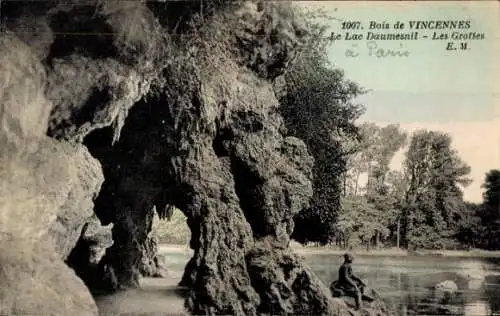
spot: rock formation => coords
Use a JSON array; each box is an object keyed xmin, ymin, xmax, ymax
[
  {"xmin": 66, "ymin": 214, "xmax": 116, "ymax": 292},
  {"xmin": 138, "ymin": 214, "xmax": 169, "ymax": 278},
  {"xmin": 435, "ymin": 280, "xmax": 459, "ymax": 294},
  {"xmin": 0, "ymin": 33, "xmax": 101, "ymax": 316},
  {"xmin": 330, "ymin": 281, "xmax": 395, "ymax": 316},
  {"xmin": 0, "ymin": 1, "xmax": 393, "ymax": 315}
]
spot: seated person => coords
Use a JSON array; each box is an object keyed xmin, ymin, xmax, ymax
[{"xmin": 330, "ymin": 253, "xmax": 369, "ymax": 310}]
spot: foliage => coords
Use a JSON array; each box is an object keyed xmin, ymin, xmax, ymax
[
  {"xmin": 481, "ymin": 170, "xmax": 500, "ymax": 222},
  {"xmin": 280, "ymin": 7, "xmax": 366, "ymax": 245},
  {"xmin": 155, "ymin": 207, "xmax": 191, "ymax": 245},
  {"xmin": 400, "ymin": 130, "xmax": 471, "ymax": 250},
  {"xmin": 466, "ymin": 170, "xmax": 500, "ymax": 250},
  {"xmin": 455, "ymin": 202, "xmax": 484, "ymax": 249},
  {"xmin": 344, "ymin": 123, "xmax": 407, "ymax": 197},
  {"xmin": 332, "ymin": 126, "xmax": 493, "ymax": 251},
  {"xmin": 334, "ymin": 124, "xmax": 407, "ymax": 248},
  {"xmin": 337, "ymin": 195, "xmax": 389, "ymax": 248}
]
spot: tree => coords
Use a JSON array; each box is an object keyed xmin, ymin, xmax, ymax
[
  {"xmin": 279, "ymin": 9, "xmax": 366, "ymax": 244},
  {"xmin": 385, "ymin": 170, "xmax": 409, "ymax": 248},
  {"xmin": 474, "ymin": 170, "xmax": 500, "ymax": 249},
  {"xmin": 455, "ymin": 202, "xmax": 483, "ymax": 249},
  {"xmin": 343, "ymin": 123, "xmax": 406, "ymax": 195},
  {"xmin": 340, "ymin": 123, "xmax": 407, "ymax": 248},
  {"xmin": 337, "ymin": 195, "xmax": 389, "ymax": 249},
  {"xmin": 343, "ymin": 123, "xmax": 380, "ymax": 196},
  {"xmin": 363, "ymin": 124, "xmax": 407, "ymax": 247},
  {"xmin": 400, "ymin": 130, "xmax": 471, "ymax": 250},
  {"xmin": 481, "ymin": 170, "xmax": 500, "ymax": 222}
]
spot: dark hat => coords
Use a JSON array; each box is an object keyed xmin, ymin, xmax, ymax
[{"xmin": 343, "ymin": 253, "xmax": 354, "ymax": 261}]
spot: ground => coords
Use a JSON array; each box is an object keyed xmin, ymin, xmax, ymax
[{"xmin": 95, "ymin": 277, "xmax": 188, "ymax": 316}]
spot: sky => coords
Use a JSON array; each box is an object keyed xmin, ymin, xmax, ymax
[{"xmin": 296, "ymin": 1, "xmax": 500, "ymax": 202}]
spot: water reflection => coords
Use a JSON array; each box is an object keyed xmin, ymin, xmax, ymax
[
  {"xmin": 464, "ymin": 301, "xmax": 489, "ymax": 316},
  {"xmin": 304, "ymin": 254, "xmax": 500, "ymax": 316},
  {"xmin": 161, "ymin": 251, "xmax": 500, "ymax": 315}
]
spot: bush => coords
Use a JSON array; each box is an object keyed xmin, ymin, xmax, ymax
[{"xmin": 155, "ymin": 207, "xmax": 191, "ymax": 245}]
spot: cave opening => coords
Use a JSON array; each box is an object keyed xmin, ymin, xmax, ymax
[
  {"xmin": 62, "ymin": 89, "xmax": 203, "ymax": 313},
  {"xmin": 153, "ymin": 205, "xmax": 193, "ymax": 278}
]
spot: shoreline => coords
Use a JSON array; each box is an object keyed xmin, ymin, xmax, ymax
[
  {"xmin": 290, "ymin": 244, "xmax": 500, "ymax": 258},
  {"xmin": 159, "ymin": 244, "xmax": 500, "ymax": 258}
]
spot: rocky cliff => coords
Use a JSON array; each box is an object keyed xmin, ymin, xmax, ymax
[
  {"xmin": 0, "ymin": 33, "xmax": 102, "ymax": 316},
  {"xmin": 0, "ymin": 1, "xmax": 393, "ymax": 315}
]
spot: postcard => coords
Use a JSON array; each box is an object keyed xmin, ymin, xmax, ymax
[{"xmin": 0, "ymin": 1, "xmax": 498, "ymax": 315}]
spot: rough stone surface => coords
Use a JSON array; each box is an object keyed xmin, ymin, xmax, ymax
[
  {"xmin": 3, "ymin": 0, "xmax": 166, "ymax": 144},
  {"xmin": 0, "ymin": 238, "xmax": 98, "ymax": 316},
  {"xmin": 45, "ymin": 149, "xmax": 105, "ymax": 260},
  {"xmin": 435, "ymin": 280, "xmax": 459, "ymax": 293},
  {"xmin": 66, "ymin": 215, "xmax": 117, "ymax": 294},
  {"xmin": 139, "ymin": 230, "xmax": 169, "ymax": 278},
  {"xmin": 0, "ymin": 34, "xmax": 101, "ymax": 315},
  {"xmin": 80, "ymin": 215, "xmax": 114, "ymax": 265},
  {"xmin": 137, "ymin": 210, "xmax": 169, "ymax": 278},
  {"xmin": 334, "ymin": 297, "xmax": 395, "ymax": 316},
  {"xmin": 330, "ymin": 282, "xmax": 395, "ymax": 316},
  {"xmin": 67, "ymin": 215, "xmax": 113, "ymax": 268},
  {"xmin": 247, "ymin": 241, "xmax": 350, "ymax": 316},
  {"xmin": 230, "ymin": 1, "xmax": 308, "ymax": 79}
]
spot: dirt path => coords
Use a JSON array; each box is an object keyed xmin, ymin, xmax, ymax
[{"xmin": 95, "ymin": 277, "xmax": 188, "ymax": 316}]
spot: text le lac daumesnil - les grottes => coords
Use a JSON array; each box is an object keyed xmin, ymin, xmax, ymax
[{"xmin": 328, "ymin": 19, "xmax": 486, "ymax": 58}]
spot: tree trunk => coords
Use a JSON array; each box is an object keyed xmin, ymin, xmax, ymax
[
  {"xmin": 342, "ymin": 171, "xmax": 347, "ymax": 196},
  {"xmin": 396, "ymin": 218, "xmax": 400, "ymax": 249},
  {"xmin": 354, "ymin": 169, "xmax": 361, "ymax": 195}
]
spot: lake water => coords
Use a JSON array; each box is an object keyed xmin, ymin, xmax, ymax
[
  {"xmin": 161, "ymin": 249, "xmax": 500, "ymax": 316},
  {"xmin": 306, "ymin": 253, "xmax": 500, "ymax": 316}
]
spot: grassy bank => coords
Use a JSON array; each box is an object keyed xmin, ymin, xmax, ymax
[
  {"xmin": 289, "ymin": 241, "xmax": 500, "ymax": 258},
  {"xmin": 154, "ymin": 210, "xmax": 500, "ymax": 259},
  {"xmin": 158, "ymin": 242, "xmax": 500, "ymax": 258}
]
